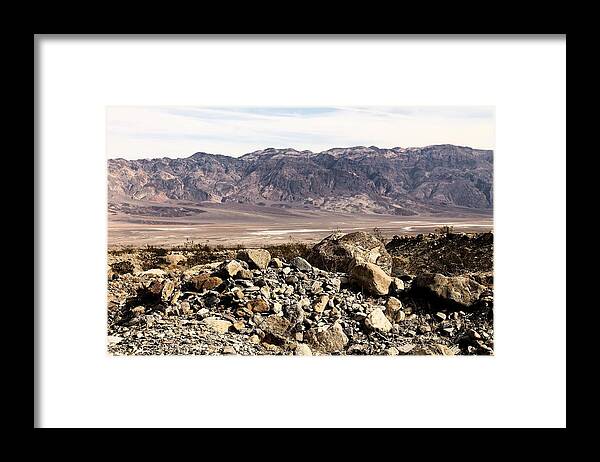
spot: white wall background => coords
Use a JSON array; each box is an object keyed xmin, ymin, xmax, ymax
[{"xmin": 37, "ymin": 36, "xmax": 566, "ymax": 428}]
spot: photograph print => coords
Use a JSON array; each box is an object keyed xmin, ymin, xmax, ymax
[{"xmin": 106, "ymin": 106, "xmax": 494, "ymax": 356}]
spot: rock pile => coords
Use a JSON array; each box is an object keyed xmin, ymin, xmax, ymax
[{"xmin": 107, "ymin": 233, "xmax": 494, "ymax": 356}]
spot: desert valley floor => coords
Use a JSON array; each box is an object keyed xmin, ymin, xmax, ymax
[{"xmin": 108, "ymin": 202, "xmax": 493, "ymax": 247}]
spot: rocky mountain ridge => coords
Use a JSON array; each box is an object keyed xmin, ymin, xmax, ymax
[{"xmin": 108, "ymin": 144, "xmax": 493, "ymax": 215}]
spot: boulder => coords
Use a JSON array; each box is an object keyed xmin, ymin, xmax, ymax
[
  {"xmin": 349, "ymin": 260, "xmax": 392, "ymax": 296},
  {"xmin": 237, "ymin": 249, "xmax": 271, "ymax": 270},
  {"xmin": 219, "ymin": 260, "xmax": 243, "ymax": 277},
  {"xmin": 307, "ymin": 231, "xmax": 393, "ymax": 275},
  {"xmin": 365, "ymin": 308, "xmax": 393, "ymax": 332},
  {"xmin": 305, "ymin": 322, "xmax": 348, "ymax": 354},
  {"xmin": 412, "ymin": 273, "xmax": 487, "ymax": 308},
  {"xmin": 385, "ymin": 297, "xmax": 404, "ymax": 322},
  {"xmin": 202, "ymin": 317, "xmax": 232, "ymax": 335},
  {"xmin": 190, "ymin": 273, "xmax": 223, "ymax": 292},
  {"xmin": 259, "ymin": 315, "xmax": 291, "ymax": 344},
  {"xmin": 291, "ymin": 256, "xmax": 313, "ymax": 272}
]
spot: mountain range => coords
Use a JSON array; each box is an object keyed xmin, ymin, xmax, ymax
[{"xmin": 108, "ymin": 144, "xmax": 493, "ymax": 216}]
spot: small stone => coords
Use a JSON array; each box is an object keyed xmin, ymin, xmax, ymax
[
  {"xmin": 197, "ymin": 307, "xmax": 209, "ymax": 318},
  {"xmin": 131, "ymin": 305, "xmax": 145, "ymax": 316},
  {"xmin": 291, "ymin": 256, "xmax": 312, "ymax": 272},
  {"xmin": 312, "ymin": 294, "xmax": 330, "ymax": 313},
  {"xmin": 310, "ymin": 281, "xmax": 323, "ymax": 294},
  {"xmin": 107, "ymin": 335, "xmax": 123, "ymax": 345},
  {"xmin": 262, "ymin": 343, "xmax": 281, "ymax": 352},
  {"xmin": 271, "ymin": 258, "xmax": 284, "ymax": 268},
  {"xmin": 247, "ymin": 298, "xmax": 270, "ymax": 313},
  {"xmin": 295, "ymin": 332, "xmax": 304, "ymax": 341},
  {"xmin": 180, "ymin": 301, "xmax": 192, "ymax": 315},
  {"xmin": 385, "ymin": 297, "xmax": 404, "ymax": 322},
  {"xmin": 160, "ymin": 280, "xmax": 175, "ymax": 302},
  {"xmin": 249, "ymin": 334, "xmax": 260, "ymax": 344},
  {"xmin": 235, "ymin": 269, "xmax": 254, "ymax": 280},
  {"xmin": 141, "ymin": 269, "xmax": 167, "ymax": 277},
  {"xmin": 347, "ymin": 344, "xmax": 367, "ymax": 355},
  {"xmin": 295, "ymin": 344, "xmax": 313, "ymax": 356},
  {"xmin": 232, "ymin": 288, "xmax": 245, "ymax": 300},
  {"xmin": 222, "ymin": 345, "xmax": 236, "ymax": 355},
  {"xmin": 364, "ymin": 308, "xmax": 392, "ymax": 333},
  {"xmin": 260, "ymin": 286, "xmax": 271, "ymax": 299},
  {"xmin": 190, "ymin": 274, "xmax": 223, "ymax": 292},
  {"xmin": 435, "ymin": 312, "xmax": 447, "ymax": 321},
  {"xmin": 285, "ymin": 275, "xmax": 298, "ymax": 284},
  {"xmin": 330, "ymin": 278, "xmax": 341, "ymax": 292},
  {"xmin": 390, "ymin": 277, "xmax": 405, "ymax": 292},
  {"xmin": 385, "ymin": 347, "xmax": 399, "ymax": 356},
  {"xmin": 203, "ymin": 293, "xmax": 220, "ymax": 307},
  {"xmin": 441, "ymin": 327, "xmax": 454, "ymax": 336},
  {"xmin": 419, "ymin": 324, "xmax": 432, "ymax": 334},
  {"xmin": 468, "ymin": 329, "xmax": 481, "ymax": 339},
  {"xmin": 397, "ymin": 343, "xmax": 416, "ymax": 354},
  {"xmin": 232, "ymin": 320, "xmax": 245, "ymax": 332},
  {"xmin": 272, "ymin": 301, "xmax": 283, "ymax": 314},
  {"xmin": 220, "ymin": 260, "xmax": 243, "ymax": 277},
  {"xmin": 282, "ymin": 267, "xmax": 292, "ymax": 275},
  {"xmin": 202, "ymin": 317, "xmax": 232, "ymax": 334}
]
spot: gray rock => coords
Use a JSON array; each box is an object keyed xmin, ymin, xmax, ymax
[
  {"xmin": 259, "ymin": 315, "xmax": 292, "ymax": 344},
  {"xmin": 294, "ymin": 344, "xmax": 313, "ymax": 356},
  {"xmin": 412, "ymin": 273, "xmax": 487, "ymax": 308},
  {"xmin": 305, "ymin": 322, "xmax": 349, "ymax": 354},
  {"xmin": 364, "ymin": 308, "xmax": 393, "ymax": 333},
  {"xmin": 291, "ymin": 257, "xmax": 313, "ymax": 272},
  {"xmin": 307, "ymin": 231, "xmax": 393, "ymax": 275},
  {"xmin": 202, "ymin": 317, "xmax": 232, "ymax": 334},
  {"xmin": 237, "ymin": 249, "xmax": 271, "ymax": 270},
  {"xmin": 349, "ymin": 260, "xmax": 392, "ymax": 296}
]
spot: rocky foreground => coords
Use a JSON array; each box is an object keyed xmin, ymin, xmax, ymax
[{"xmin": 107, "ymin": 231, "xmax": 493, "ymax": 356}]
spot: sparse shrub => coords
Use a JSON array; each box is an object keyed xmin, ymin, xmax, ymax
[
  {"xmin": 111, "ymin": 260, "xmax": 134, "ymax": 275},
  {"xmin": 265, "ymin": 242, "xmax": 312, "ymax": 261}
]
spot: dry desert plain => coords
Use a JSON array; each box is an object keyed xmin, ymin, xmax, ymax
[{"xmin": 108, "ymin": 201, "xmax": 493, "ymax": 248}]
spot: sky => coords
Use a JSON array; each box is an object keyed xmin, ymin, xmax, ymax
[{"xmin": 106, "ymin": 106, "xmax": 495, "ymax": 159}]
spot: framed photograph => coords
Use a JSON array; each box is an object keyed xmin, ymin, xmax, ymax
[{"xmin": 35, "ymin": 35, "xmax": 566, "ymax": 428}]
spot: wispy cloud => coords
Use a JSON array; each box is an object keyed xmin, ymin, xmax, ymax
[{"xmin": 106, "ymin": 106, "xmax": 495, "ymax": 159}]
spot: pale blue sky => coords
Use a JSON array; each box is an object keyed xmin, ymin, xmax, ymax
[{"xmin": 106, "ymin": 106, "xmax": 495, "ymax": 159}]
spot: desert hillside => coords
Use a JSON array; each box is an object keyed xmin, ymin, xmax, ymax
[{"xmin": 107, "ymin": 230, "xmax": 494, "ymax": 356}]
